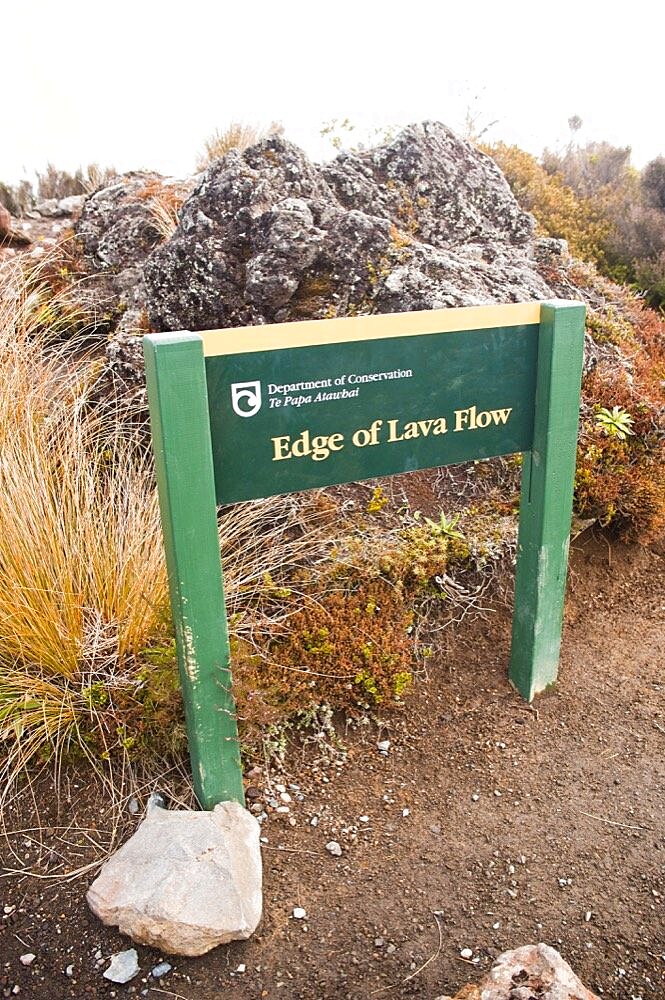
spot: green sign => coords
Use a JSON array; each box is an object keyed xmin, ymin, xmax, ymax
[
  {"xmin": 205, "ymin": 322, "xmax": 539, "ymax": 503},
  {"xmin": 144, "ymin": 301, "xmax": 586, "ymax": 809}
]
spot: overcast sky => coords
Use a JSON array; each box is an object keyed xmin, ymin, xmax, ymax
[{"xmin": 3, "ymin": 0, "xmax": 663, "ymax": 185}]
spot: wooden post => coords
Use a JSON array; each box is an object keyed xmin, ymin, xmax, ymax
[
  {"xmin": 509, "ymin": 301, "xmax": 586, "ymax": 701},
  {"xmin": 143, "ymin": 332, "xmax": 244, "ymax": 808}
]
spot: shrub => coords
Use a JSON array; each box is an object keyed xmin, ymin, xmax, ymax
[{"xmin": 484, "ymin": 142, "xmax": 612, "ymax": 265}]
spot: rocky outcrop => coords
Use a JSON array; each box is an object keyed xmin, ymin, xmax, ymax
[
  {"xmin": 72, "ymin": 122, "xmax": 556, "ymax": 390},
  {"xmin": 142, "ymin": 123, "xmax": 550, "ymax": 334}
]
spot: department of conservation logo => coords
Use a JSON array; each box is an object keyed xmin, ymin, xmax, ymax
[{"xmin": 230, "ymin": 380, "xmax": 262, "ymax": 418}]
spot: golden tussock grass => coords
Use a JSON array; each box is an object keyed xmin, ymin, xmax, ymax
[
  {"xmin": 0, "ymin": 250, "xmax": 339, "ymax": 813},
  {"xmin": 196, "ymin": 121, "xmax": 283, "ymax": 171}
]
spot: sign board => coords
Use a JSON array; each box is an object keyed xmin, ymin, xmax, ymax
[
  {"xmin": 203, "ymin": 306, "xmax": 540, "ymax": 503},
  {"xmin": 144, "ymin": 300, "xmax": 586, "ymax": 808}
]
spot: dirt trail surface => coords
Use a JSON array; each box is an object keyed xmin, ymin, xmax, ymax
[{"xmin": 1, "ymin": 533, "xmax": 663, "ymax": 1000}]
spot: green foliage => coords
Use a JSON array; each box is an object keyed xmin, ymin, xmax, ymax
[
  {"xmin": 484, "ymin": 142, "xmax": 613, "ymax": 265},
  {"xmin": 488, "ymin": 138, "xmax": 665, "ymax": 307},
  {"xmin": 415, "ymin": 510, "xmax": 465, "ymax": 541},
  {"xmin": 575, "ymin": 301, "xmax": 665, "ymax": 541},
  {"xmin": 595, "ymin": 405, "xmax": 635, "ymax": 440}
]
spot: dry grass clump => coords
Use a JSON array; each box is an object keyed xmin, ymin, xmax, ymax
[
  {"xmin": 137, "ymin": 178, "xmax": 193, "ymax": 241},
  {"xmin": 0, "ymin": 266, "xmax": 169, "ymax": 788},
  {"xmin": 196, "ymin": 121, "xmax": 283, "ymax": 170},
  {"xmin": 0, "ymin": 253, "xmax": 348, "ymax": 800}
]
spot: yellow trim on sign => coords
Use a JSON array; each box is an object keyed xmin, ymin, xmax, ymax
[{"xmin": 199, "ymin": 302, "xmax": 542, "ymax": 357}]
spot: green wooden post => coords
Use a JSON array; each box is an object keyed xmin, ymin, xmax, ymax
[
  {"xmin": 509, "ymin": 301, "xmax": 586, "ymax": 701},
  {"xmin": 143, "ymin": 333, "xmax": 244, "ymax": 808}
]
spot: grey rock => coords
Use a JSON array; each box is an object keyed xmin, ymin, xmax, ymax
[
  {"xmin": 325, "ymin": 840, "xmax": 343, "ymax": 857},
  {"xmin": 33, "ymin": 198, "xmax": 60, "ymax": 218},
  {"xmin": 19, "ymin": 954, "xmax": 35, "ymax": 966},
  {"xmin": 150, "ymin": 961, "xmax": 172, "ymax": 977},
  {"xmin": 141, "ymin": 123, "xmax": 548, "ymax": 336},
  {"xmin": 58, "ymin": 194, "xmax": 86, "ymax": 216},
  {"xmin": 34, "ymin": 194, "xmax": 86, "ymax": 218},
  {"xmin": 103, "ymin": 949, "xmax": 139, "ymax": 984},
  {"xmin": 76, "ymin": 173, "xmax": 165, "ymax": 272},
  {"xmin": 146, "ymin": 791, "xmax": 167, "ymax": 812},
  {"xmin": 73, "ymin": 122, "xmax": 561, "ymax": 395},
  {"xmin": 322, "ymin": 123, "xmax": 534, "ymax": 246},
  {"xmin": 87, "ymin": 801, "xmax": 262, "ymax": 956}
]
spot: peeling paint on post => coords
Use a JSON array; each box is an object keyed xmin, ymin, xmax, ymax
[
  {"xmin": 143, "ymin": 334, "xmax": 244, "ymax": 808},
  {"xmin": 144, "ymin": 301, "xmax": 585, "ymax": 807}
]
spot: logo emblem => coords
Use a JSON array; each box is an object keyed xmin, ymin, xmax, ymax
[{"xmin": 230, "ymin": 381, "xmax": 262, "ymax": 418}]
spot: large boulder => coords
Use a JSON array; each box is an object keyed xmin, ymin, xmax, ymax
[{"xmin": 87, "ymin": 800, "xmax": 262, "ymax": 956}]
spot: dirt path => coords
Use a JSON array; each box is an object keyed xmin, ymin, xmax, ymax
[{"xmin": 1, "ymin": 532, "xmax": 664, "ymax": 999}]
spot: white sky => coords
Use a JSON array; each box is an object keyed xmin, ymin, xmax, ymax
[{"xmin": 3, "ymin": 0, "xmax": 663, "ymax": 185}]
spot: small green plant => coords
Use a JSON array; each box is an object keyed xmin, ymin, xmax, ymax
[
  {"xmin": 415, "ymin": 510, "xmax": 465, "ymax": 541},
  {"xmin": 594, "ymin": 405, "xmax": 635, "ymax": 440}
]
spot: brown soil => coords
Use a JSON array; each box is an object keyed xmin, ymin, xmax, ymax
[{"xmin": 1, "ymin": 532, "xmax": 664, "ymax": 1000}]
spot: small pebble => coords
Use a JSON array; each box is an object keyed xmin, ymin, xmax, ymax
[
  {"xmin": 374, "ymin": 937, "xmax": 385, "ymax": 948},
  {"xmin": 151, "ymin": 962, "xmax": 172, "ymax": 978},
  {"xmin": 275, "ymin": 805, "xmax": 290, "ymax": 814},
  {"xmin": 293, "ymin": 907, "xmax": 307, "ymax": 919},
  {"xmin": 402, "ymin": 808, "xmax": 410, "ymax": 817},
  {"xmin": 585, "ymin": 911, "xmax": 592, "ymax": 922},
  {"xmin": 236, "ymin": 963, "xmax": 246, "ymax": 973},
  {"xmin": 279, "ymin": 792, "xmax": 292, "ymax": 803},
  {"xmin": 359, "ymin": 815, "xmax": 370, "ymax": 823},
  {"xmin": 326, "ymin": 840, "xmax": 343, "ymax": 857},
  {"xmin": 471, "ymin": 793, "xmax": 480, "ymax": 802},
  {"xmin": 377, "ymin": 740, "xmax": 391, "ymax": 752},
  {"xmin": 65, "ymin": 964, "xmax": 74, "ymax": 977},
  {"xmin": 386, "ymin": 943, "xmax": 396, "ymax": 954},
  {"xmin": 103, "ymin": 949, "xmax": 140, "ymax": 984},
  {"xmin": 128, "ymin": 797, "xmax": 140, "ymax": 816},
  {"xmin": 19, "ymin": 954, "xmax": 36, "ymax": 967},
  {"xmin": 460, "ymin": 947, "xmax": 473, "ymax": 959},
  {"xmin": 310, "ymin": 816, "xmax": 319, "ymax": 827}
]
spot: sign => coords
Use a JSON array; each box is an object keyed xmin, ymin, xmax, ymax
[
  {"xmin": 203, "ymin": 306, "xmax": 540, "ymax": 503},
  {"xmin": 144, "ymin": 300, "xmax": 586, "ymax": 808}
]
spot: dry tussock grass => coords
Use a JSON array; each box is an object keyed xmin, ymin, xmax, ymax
[
  {"xmin": 0, "ymin": 249, "xmax": 339, "ymax": 836},
  {"xmin": 196, "ymin": 121, "xmax": 283, "ymax": 170}
]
